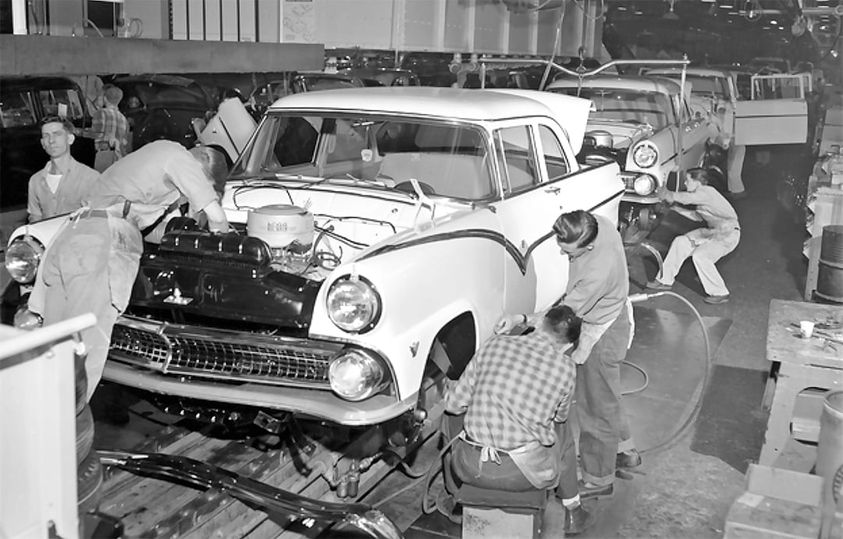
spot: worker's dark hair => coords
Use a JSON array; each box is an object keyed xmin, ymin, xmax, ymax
[
  {"xmin": 189, "ymin": 146, "xmax": 229, "ymax": 193},
  {"xmin": 40, "ymin": 115, "xmax": 76, "ymax": 135},
  {"xmin": 684, "ymin": 167, "xmax": 711, "ymax": 186},
  {"xmin": 103, "ymin": 84, "xmax": 124, "ymax": 105},
  {"xmin": 552, "ymin": 210, "xmax": 598, "ymax": 248},
  {"xmin": 543, "ymin": 304, "xmax": 582, "ymax": 344}
]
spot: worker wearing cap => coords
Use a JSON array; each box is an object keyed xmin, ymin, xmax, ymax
[{"xmin": 26, "ymin": 140, "xmax": 231, "ymax": 401}]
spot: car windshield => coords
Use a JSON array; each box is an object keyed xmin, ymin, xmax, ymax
[
  {"xmin": 549, "ymin": 87, "xmax": 673, "ymax": 129},
  {"xmin": 653, "ymin": 74, "xmax": 729, "ymax": 100},
  {"xmin": 230, "ymin": 113, "xmax": 496, "ymax": 201}
]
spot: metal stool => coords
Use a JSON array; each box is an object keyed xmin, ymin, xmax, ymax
[{"xmin": 455, "ymin": 484, "xmax": 548, "ymax": 539}]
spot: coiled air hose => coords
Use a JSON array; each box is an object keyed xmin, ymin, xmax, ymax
[
  {"xmin": 628, "ymin": 290, "xmax": 712, "ymax": 455},
  {"xmin": 375, "ymin": 289, "xmax": 713, "ymax": 511}
]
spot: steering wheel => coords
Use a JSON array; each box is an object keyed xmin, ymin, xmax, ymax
[{"xmin": 394, "ymin": 180, "xmax": 436, "ymax": 196}]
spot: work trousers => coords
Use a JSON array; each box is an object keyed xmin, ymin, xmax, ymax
[
  {"xmin": 442, "ymin": 415, "xmax": 578, "ymax": 500},
  {"xmin": 94, "ymin": 149, "xmax": 119, "ymax": 173},
  {"xmin": 38, "ymin": 214, "xmax": 142, "ymax": 400},
  {"xmin": 576, "ymin": 305, "xmax": 631, "ymax": 487},
  {"xmin": 660, "ymin": 229, "xmax": 740, "ymax": 297},
  {"xmin": 726, "ymin": 144, "xmax": 746, "ymax": 194}
]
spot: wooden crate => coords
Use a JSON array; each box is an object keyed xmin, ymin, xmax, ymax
[{"xmin": 724, "ymin": 464, "xmax": 824, "ymax": 539}]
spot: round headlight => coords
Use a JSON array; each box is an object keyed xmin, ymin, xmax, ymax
[
  {"xmin": 329, "ymin": 350, "xmax": 384, "ymax": 401},
  {"xmin": 5, "ymin": 236, "xmax": 44, "ymax": 284},
  {"xmin": 633, "ymin": 174, "xmax": 657, "ymax": 196},
  {"xmin": 632, "ymin": 142, "xmax": 658, "ymax": 168},
  {"xmin": 326, "ymin": 276, "xmax": 381, "ymax": 333}
]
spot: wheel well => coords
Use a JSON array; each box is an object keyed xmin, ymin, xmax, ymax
[{"xmin": 425, "ymin": 312, "xmax": 476, "ymax": 381}]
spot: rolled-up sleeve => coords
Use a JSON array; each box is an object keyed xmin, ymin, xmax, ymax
[{"xmin": 445, "ymin": 356, "xmax": 478, "ymax": 415}]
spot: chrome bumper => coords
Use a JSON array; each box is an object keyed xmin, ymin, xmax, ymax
[{"xmin": 104, "ymin": 315, "xmax": 408, "ymax": 425}]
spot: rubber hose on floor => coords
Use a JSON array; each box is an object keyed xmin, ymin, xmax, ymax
[{"xmin": 634, "ymin": 290, "xmax": 712, "ymax": 455}]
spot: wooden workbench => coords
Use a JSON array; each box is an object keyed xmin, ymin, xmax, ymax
[{"xmin": 760, "ymin": 299, "xmax": 843, "ymax": 466}]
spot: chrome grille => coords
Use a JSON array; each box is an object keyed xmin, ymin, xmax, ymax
[
  {"xmin": 620, "ymin": 172, "xmax": 637, "ymax": 191},
  {"xmin": 114, "ymin": 325, "xmax": 170, "ymax": 365},
  {"xmin": 110, "ymin": 321, "xmax": 338, "ymax": 388}
]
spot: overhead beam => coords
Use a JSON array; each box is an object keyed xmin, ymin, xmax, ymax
[{"xmin": 0, "ymin": 35, "xmax": 324, "ymax": 76}]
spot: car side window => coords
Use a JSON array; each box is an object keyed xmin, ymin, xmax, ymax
[
  {"xmin": 0, "ymin": 90, "xmax": 37, "ymax": 128},
  {"xmin": 37, "ymin": 89, "xmax": 85, "ymax": 121},
  {"xmin": 537, "ymin": 125, "xmax": 569, "ymax": 181},
  {"xmin": 494, "ymin": 125, "xmax": 539, "ymax": 196}
]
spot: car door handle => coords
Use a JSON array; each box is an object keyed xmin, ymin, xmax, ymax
[{"xmin": 544, "ymin": 186, "xmax": 561, "ymax": 194}]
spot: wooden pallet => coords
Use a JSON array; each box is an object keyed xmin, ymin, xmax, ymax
[{"xmin": 96, "ymin": 382, "xmax": 446, "ymax": 538}]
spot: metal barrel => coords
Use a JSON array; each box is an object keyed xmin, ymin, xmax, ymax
[
  {"xmin": 816, "ymin": 390, "xmax": 843, "ymax": 509},
  {"xmin": 816, "ymin": 225, "xmax": 843, "ymax": 304}
]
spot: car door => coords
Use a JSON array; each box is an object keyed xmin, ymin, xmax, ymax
[
  {"xmin": 676, "ymin": 94, "xmax": 709, "ymax": 170},
  {"xmin": 491, "ymin": 120, "xmax": 617, "ymax": 315},
  {"xmin": 734, "ymin": 74, "xmax": 808, "ymax": 145}
]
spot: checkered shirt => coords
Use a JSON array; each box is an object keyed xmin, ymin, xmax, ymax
[
  {"xmin": 92, "ymin": 104, "xmax": 129, "ymax": 154},
  {"xmin": 445, "ymin": 331, "xmax": 575, "ymax": 450}
]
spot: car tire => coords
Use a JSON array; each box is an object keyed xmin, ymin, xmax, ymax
[
  {"xmin": 76, "ymin": 405, "xmax": 94, "ymax": 466},
  {"xmin": 77, "ymin": 450, "xmax": 104, "ymax": 514}
]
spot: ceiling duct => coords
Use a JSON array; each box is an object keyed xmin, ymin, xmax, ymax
[{"xmin": 499, "ymin": 0, "xmax": 565, "ymax": 12}]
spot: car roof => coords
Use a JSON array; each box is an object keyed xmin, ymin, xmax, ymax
[
  {"xmin": 0, "ymin": 76, "xmax": 83, "ymax": 92},
  {"xmin": 268, "ymin": 86, "xmax": 587, "ymax": 122},
  {"xmin": 268, "ymin": 86, "xmax": 593, "ymax": 153},
  {"xmin": 546, "ymin": 75, "xmax": 682, "ymax": 95},
  {"xmin": 646, "ymin": 67, "xmax": 730, "ymax": 78}
]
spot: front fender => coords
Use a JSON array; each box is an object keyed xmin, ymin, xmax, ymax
[
  {"xmin": 309, "ymin": 213, "xmax": 504, "ymax": 402},
  {"xmin": 6, "ymin": 213, "xmax": 69, "ymax": 250}
]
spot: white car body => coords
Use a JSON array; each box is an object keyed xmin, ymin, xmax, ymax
[
  {"xmin": 546, "ymin": 75, "xmax": 715, "ymax": 242},
  {"xmin": 645, "ymin": 67, "xmax": 741, "ymax": 147},
  {"xmin": 7, "ymin": 88, "xmax": 623, "ymax": 428}
]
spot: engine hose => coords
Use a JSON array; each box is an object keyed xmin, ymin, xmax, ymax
[{"xmin": 628, "ymin": 290, "xmax": 712, "ymax": 455}]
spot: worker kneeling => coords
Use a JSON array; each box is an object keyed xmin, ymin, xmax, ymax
[{"xmin": 438, "ymin": 304, "xmax": 596, "ymax": 536}]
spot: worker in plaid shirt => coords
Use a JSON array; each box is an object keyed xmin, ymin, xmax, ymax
[
  {"xmin": 86, "ymin": 84, "xmax": 130, "ymax": 172},
  {"xmin": 438, "ymin": 304, "xmax": 595, "ymax": 535}
]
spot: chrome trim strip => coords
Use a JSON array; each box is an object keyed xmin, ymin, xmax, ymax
[{"xmin": 103, "ymin": 361, "xmax": 409, "ymax": 426}]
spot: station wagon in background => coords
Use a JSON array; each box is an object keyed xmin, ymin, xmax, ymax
[
  {"xmin": 7, "ymin": 87, "xmax": 623, "ymax": 449},
  {"xmin": 546, "ymin": 74, "xmax": 717, "ymax": 244}
]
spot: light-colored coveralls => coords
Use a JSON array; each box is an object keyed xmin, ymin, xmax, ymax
[
  {"xmin": 28, "ymin": 141, "xmax": 220, "ymax": 400},
  {"xmin": 658, "ymin": 185, "xmax": 740, "ymax": 297}
]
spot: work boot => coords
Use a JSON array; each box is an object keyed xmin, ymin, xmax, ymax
[
  {"xmin": 646, "ymin": 280, "xmax": 672, "ymax": 291},
  {"xmin": 564, "ymin": 504, "xmax": 596, "ymax": 536},
  {"xmin": 578, "ymin": 480, "xmax": 614, "ymax": 500},
  {"xmin": 435, "ymin": 491, "xmax": 462, "ymax": 525},
  {"xmin": 704, "ymin": 294, "xmax": 730, "ymax": 305},
  {"xmin": 616, "ymin": 449, "xmax": 643, "ymax": 469}
]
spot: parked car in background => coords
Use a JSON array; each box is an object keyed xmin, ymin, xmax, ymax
[
  {"xmin": 7, "ymin": 88, "xmax": 623, "ymax": 452},
  {"xmin": 0, "ymin": 76, "xmax": 95, "ymax": 246},
  {"xmin": 110, "ymin": 74, "xmax": 225, "ymax": 153},
  {"xmin": 547, "ymin": 74, "xmax": 719, "ymax": 244},
  {"xmin": 399, "ymin": 52, "xmax": 457, "ymax": 86},
  {"xmin": 248, "ymin": 71, "xmax": 367, "ymax": 117},
  {"xmin": 342, "ymin": 68, "xmax": 420, "ymax": 87},
  {"xmin": 645, "ymin": 66, "xmax": 741, "ymax": 152}
]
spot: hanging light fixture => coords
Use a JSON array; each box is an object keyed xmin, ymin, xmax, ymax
[{"xmin": 663, "ymin": 0, "xmax": 680, "ymax": 20}]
